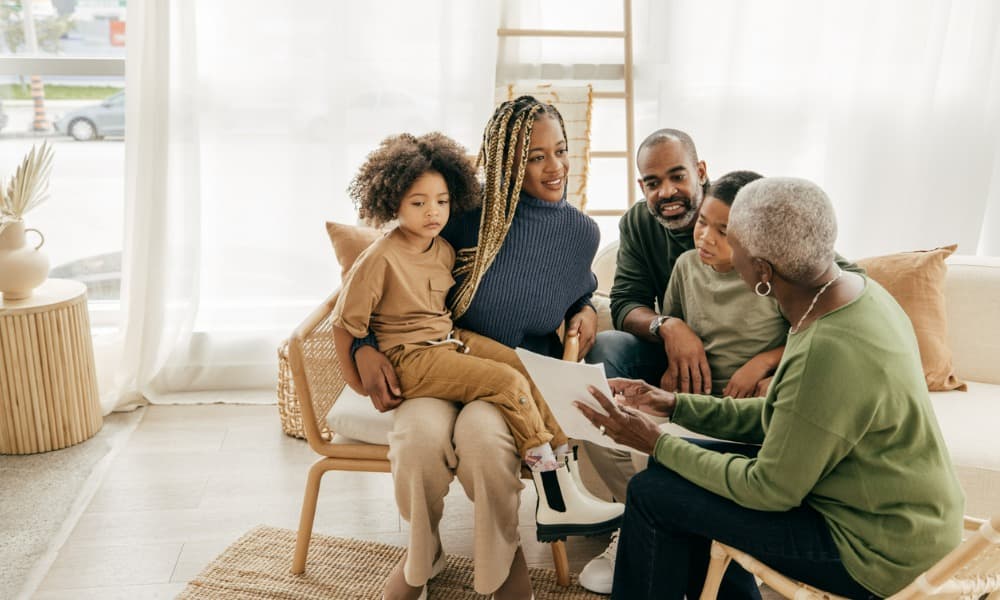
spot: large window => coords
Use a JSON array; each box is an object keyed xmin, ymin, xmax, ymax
[{"xmin": 0, "ymin": 0, "xmax": 126, "ymax": 324}]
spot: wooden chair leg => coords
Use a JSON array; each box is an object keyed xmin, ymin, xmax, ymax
[
  {"xmin": 291, "ymin": 458, "xmax": 329, "ymax": 574},
  {"xmin": 551, "ymin": 540, "xmax": 570, "ymax": 586},
  {"xmin": 698, "ymin": 541, "xmax": 732, "ymax": 600}
]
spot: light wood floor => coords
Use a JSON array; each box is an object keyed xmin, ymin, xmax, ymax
[{"xmin": 33, "ymin": 404, "xmax": 611, "ymax": 599}]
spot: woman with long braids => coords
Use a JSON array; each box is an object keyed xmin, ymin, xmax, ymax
[{"xmin": 353, "ymin": 96, "xmax": 603, "ymax": 600}]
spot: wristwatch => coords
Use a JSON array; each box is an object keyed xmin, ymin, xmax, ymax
[{"xmin": 648, "ymin": 315, "xmax": 671, "ymax": 338}]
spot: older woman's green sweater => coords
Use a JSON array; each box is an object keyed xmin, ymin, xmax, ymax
[{"xmin": 654, "ymin": 277, "xmax": 964, "ymax": 597}]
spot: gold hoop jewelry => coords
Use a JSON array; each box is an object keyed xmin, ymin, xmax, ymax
[{"xmin": 755, "ymin": 281, "xmax": 772, "ymax": 297}]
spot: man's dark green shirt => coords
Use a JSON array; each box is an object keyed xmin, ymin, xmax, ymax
[{"xmin": 610, "ymin": 203, "xmax": 696, "ymax": 330}]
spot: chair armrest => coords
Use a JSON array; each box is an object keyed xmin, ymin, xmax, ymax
[
  {"xmin": 563, "ymin": 333, "xmax": 580, "ymax": 362},
  {"xmin": 287, "ymin": 289, "xmax": 349, "ymax": 454}
]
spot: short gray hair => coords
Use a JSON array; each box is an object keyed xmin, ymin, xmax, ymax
[{"xmin": 728, "ymin": 177, "xmax": 838, "ymax": 282}]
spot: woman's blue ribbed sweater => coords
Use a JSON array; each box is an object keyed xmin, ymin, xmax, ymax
[{"xmin": 441, "ymin": 193, "xmax": 599, "ymax": 348}]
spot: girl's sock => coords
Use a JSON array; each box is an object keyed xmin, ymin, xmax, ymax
[
  {"xmin": 554, "ymin": 443, "xmax": 570, "ymax": 459},
  {"xmin": 525, "ymin": 443, "xmax": 560, "ymax": 472}
]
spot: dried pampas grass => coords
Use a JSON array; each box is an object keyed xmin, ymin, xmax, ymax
[{"xmin": 0, "ymin": 141, "xmax": 54, "ymax": 235}]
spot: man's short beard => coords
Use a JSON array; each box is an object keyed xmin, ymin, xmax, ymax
[{"xmin": 647, "ymin": 203, "xmax": 699, "ymax": 231}]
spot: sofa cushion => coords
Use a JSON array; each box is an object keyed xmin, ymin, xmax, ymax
[
  {"xmin": 930, "ymin": 382, "xmax": 1000, "ymax": 472},
  {"xmin": 327, "ymin": 387, "xmax": 393, "ymax": 445},
  {"xmin": 325, "ymin": 221, "xmax": 382, "ymax": 279},
  {"xmin": 857, "ymin": 246, "xmax": 965, "ymax": 392},
  {"xmin": 593, "ymin": 292, "xmax": 613, "ymax": 333},
  {"xmin": 944, "ymin": 255, "xmax": 1000, "ymax": 385},
  {"xmin": 593, "ymin": 243, "xmax": 618, "ymax": 294}
]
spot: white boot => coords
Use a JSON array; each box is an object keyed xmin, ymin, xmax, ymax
[
  {"xmin": 532, "ymin": 463, "xmax": 624, "ymax": 542},
  {"xmin": 561, "ymin": 446, "xmax": 607, "ymax": 503},
  {"xmin": 578, "ymin": 529, "xmax": 619, "ymax": 595}
]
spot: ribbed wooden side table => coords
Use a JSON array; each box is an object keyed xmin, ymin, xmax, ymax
[{"xmin": 0, "ymin": 279, "xmax": 102, "ymax": 454}]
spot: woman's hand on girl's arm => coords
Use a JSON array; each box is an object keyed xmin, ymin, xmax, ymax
[
  {"xmin": 575, "ymin": 384, "xmax": 665, "ymax": 455},
  {"xmin": 566, "ymin": 305, "xmax": 598, "ymax": 358},
  {"xmin": 354, "ymin": 345, "xmax": 404, "ymax": 412},
  {"xmin": 723, "ymin": 347, "xmax": 784, "ymax": 398}
]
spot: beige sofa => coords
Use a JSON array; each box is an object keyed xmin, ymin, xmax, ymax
[{"xmin": 590, "ymin": 243, "xmax": 1000, "ymax": 518}]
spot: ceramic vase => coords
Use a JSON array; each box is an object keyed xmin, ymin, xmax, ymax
[{"xmin": 0, "ymin": 220, "xmax": 49, "ymax": 301}]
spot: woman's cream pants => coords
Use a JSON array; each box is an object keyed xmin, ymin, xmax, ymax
[{"xmin": 388, "ymin": 397, "xmax": 524, "ymax": 595}]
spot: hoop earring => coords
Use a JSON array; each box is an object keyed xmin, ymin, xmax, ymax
[{"xmin": 755, "ymin": 281, "xmax": 772, "ymax": 297}]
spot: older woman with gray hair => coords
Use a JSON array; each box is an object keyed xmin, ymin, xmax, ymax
[{"xmin": 578, "ymin": 177, "xmax": 964, "ymax": 599}]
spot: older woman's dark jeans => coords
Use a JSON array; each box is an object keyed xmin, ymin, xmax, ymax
[{"xmin": 611, "ymin": 440, "xmax": 878, "ymax": 600}]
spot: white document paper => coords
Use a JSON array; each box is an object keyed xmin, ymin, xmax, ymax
[{"xmin": 514, "ymin": 348, "xmax": 634, "ymax": 452}]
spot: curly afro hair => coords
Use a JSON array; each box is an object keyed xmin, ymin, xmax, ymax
[{"xmin": 348, "ymin": 132, "xmax": 480, "ymax": 227}]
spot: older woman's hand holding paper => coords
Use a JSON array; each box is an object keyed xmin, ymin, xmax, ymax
[
  {"xmin": 606, "ymin": 378, "xmax": 677, "ymax": 418},
  {"xmin": 574, "ymin": 379, "xmax": 675, "ymax": 455}
]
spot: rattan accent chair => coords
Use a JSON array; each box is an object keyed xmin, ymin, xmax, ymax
[
  {"xmin": 699, "ymin": 515, "xmax": 1000, "ymax": 600},
  {"xmin": 287, "ymin": 290, "xmax": 575, "ymax": 586}
]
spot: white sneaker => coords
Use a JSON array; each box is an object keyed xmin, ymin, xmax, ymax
[
  {"xmin": 578, "ymin": 529, "xmax": 619, "ymax": 595},
  {"xmin": 532, "ymin": 464, "xmax": 624, "ymax": 542}
]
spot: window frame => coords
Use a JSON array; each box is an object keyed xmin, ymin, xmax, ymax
[{"xmin": 0, "ymin": 57, "xmax": 124, "ymax": 77}]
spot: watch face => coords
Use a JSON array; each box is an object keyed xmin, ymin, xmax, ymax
[{"xmin": 650, "ymin": 316, "xmax": 664, "ymax": 335}]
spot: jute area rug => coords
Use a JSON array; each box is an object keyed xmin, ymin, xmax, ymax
[{"xmin": 179, "ymin": 525, "xmax": 606, "ymax": 599}]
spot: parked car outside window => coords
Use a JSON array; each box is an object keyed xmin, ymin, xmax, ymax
[{"xmin": 54, "ymin": 91, "xmax": 125, "ymax": 141}]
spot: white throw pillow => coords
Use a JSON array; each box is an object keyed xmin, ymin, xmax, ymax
[{"xmin": 326, "ymin": 387, "xmax": 393, "ymax": 445}]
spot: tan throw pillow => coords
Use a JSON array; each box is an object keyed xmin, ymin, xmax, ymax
[
  {"xmin": 325, "ymin": 221, "xmax": 382, "ymax": 279},
  {"xmin": 857, "ymin": 245, "xmax": 966, "ymax": 392}
]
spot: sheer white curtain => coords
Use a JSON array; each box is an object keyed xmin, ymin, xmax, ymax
[
  {"xmin": 633, "ymin": 0, "xmax": 1000, "ymax": 258},
  {"xmin": 102, "ymin": 0, "xmax": 500, "ymax": 411},
  {"xmin": 101, "ymin": 1, "xmax": 1000, "ymax": 409},
  {"xmin": 497, "ymin": 1, "xmax": 1000, "ymax": 256}
]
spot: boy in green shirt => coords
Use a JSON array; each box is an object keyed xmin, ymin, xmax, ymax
[{"xmin": 661, "ymin": 170, "xmax": 788, "ymax": 397}]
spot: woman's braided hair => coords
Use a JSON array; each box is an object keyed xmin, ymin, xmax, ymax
[{"xmin": 449, "ymin": 95, "xmax": 568, "ymax": 319}]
